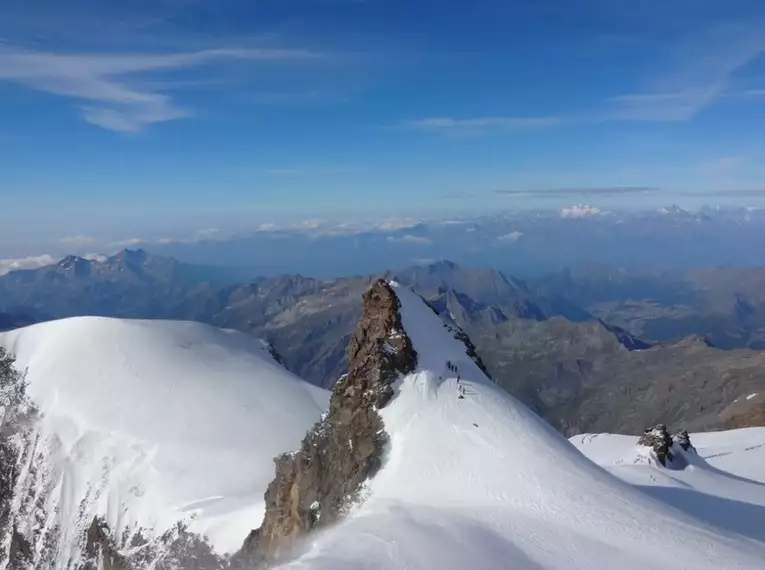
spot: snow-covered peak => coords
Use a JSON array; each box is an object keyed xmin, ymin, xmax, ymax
[
  {"xmin": 0, "ymin": 317, "xmax": 329, "ymax": 564},
  {"xmin": 270, "ymin": 283, "xmax": 765, "ymax": 569},
  {"xmin": 559, "ymin": 204, "xmax": 602, "ymax": 218}
]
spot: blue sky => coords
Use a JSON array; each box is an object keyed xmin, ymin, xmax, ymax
[{"xmin": 3, "ymin": 0, "xmax": 765, "ymax": 253}]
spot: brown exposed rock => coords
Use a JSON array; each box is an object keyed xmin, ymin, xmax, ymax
[
  {"xmin": 723, "ymin": 402, "xmax": 765, "ymax": 429},
  {"xmin": 235, "ymin": 279, "xmax": 418, "ymax": 567}
]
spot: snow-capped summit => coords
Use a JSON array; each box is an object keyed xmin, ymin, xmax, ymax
[
  {"xmin": 240, "ymin": 280, "xmax": 765, "ymax": 569},
  {"xmin": 0, "ymin": 317, "xmax": 329, "ymax": 567}
]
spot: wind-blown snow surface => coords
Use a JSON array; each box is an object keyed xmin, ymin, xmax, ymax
[
  {"xmin": 572, "ymin": 429, "xmax": 765, "ymax": 545},
  {"xmin": 0, "ymin": 317, "xmax": 329, "ymax": 560},
  {"xmin": 277, "ymin": 283, "xmax": 765, "ymax": 570}
]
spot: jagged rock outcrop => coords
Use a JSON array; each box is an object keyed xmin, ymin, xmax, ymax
[
  {"xmin": 672, "ymin": 429, "xmax": 693, "ymax": 452},
  {"xmin": 234, "ymin": 280, "xmax": 418, "ymax": 567},
  {"xmin": 266, "ymin": 343, "xmax": 288, "ymax": 368},
  {"xmin": 638, "ymin": 424, "xmax": 674, "ymax": 466},
  {"xmin": 638, "ymin": 424, "xmax": 694, "ymax": 466},
  {"xmin": 84, "ymin": 518, "xmax": 131, "ymax": 570}
]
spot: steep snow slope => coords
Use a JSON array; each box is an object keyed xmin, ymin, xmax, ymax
[
  {"xmin": 277, "ymin": 282, "xmax": 765, "ymax": 570},
  {"xmin": 0, "ymin": 317, "xmax": 329, "ymax": 561},
  {"xmin": 572, "ymin": 429, "xmax": 765, "ymax": 544}
]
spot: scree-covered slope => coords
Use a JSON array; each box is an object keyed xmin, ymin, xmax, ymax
[
  {"xmin": 0, "ymin": 317, "xmax": 329, "ymax": 566},
  {"xmin": 275, "ymin": 282, "xmax": 765, "ymax": 570}
]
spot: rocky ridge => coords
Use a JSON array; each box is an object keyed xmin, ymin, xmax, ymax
[{"xmin": 233, "ymin": 279, "xmax": 418, "ymax": 567}]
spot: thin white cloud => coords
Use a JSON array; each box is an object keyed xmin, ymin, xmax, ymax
[
  {"xmin": 109, "ymin": 227, "xmax": 228, "ymax": 247},
  {"xmin": 58, "ymin": 235, "xmax": 95, "ymax": 245},
  {"xmin": 111, "ymin": 237, "xmax": 145, "ymax": 247},
  {"xmin": 252, "ymin": 218, "xmax": 423, "ymax": 238},
  {"xmin": 0, "ymin": 254, "xmax": 57, "ymax": 275},
  {"xmin": 702, "ymin": 154, "xmax": 751, "ymax": 173},
  {"xmin": 609, "ymin": 22, "xmax": 765, "ymax": 121},
  {"xmin": 499, "ymin": 187, "xmax": 657, "ymax": 198},
  {"xmin": 386, "ymin": 234, "xmax": 432, "ymax": 244},
  {"xmin": 559, "ymin": 205, "xmax": 603, "ymax": 219},
  {"xmin": 263, "ymin": 168, "xmax": 304, "ymax": 175},
  {"xmin": 404, "ymin": 116, "xmax": 560, "ymax": 134},
  {"xmin": 0, "ymin": 47, "xmax": 320, "ymax": 132},
  {"xmin": 405, "ymin": 21, "xmax": 765, "ymax": 133},
  {"xmin": 291, "ymin": 219, "xmax": 327, "ymax": 230},
  {"xmin": 372, "ymin": 218, "xmax": 420, "ymax": 231},
  {"xmin": 738, "ymin": 88, "xmax": 765, "ymax": 97},
  {"xmin": 82, "ymin": 253, "xmax": 108, "ymax": 263},
  {"xmin": 195, "ymin": 228, "xmax": 222, "ymax": 239},
  {"xmin": 497, "ymin": 230, "xmax": 523, "ymax": 243}
]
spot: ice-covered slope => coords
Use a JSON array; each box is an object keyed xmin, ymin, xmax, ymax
[
  {"xmin": 573, "ymin": 429, "xmax": 765, "ymax": 544},
  {"xmin": 0, "ymin": 317, "xmax": 329, "ymax": 564},
  {"xmin": 276, "ymin": 282, "xmax": 765, "ymax": 570}
]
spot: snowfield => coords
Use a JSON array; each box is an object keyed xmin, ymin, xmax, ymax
[
  {"xmin": 276, "ymin": 283, "xmax": 765, "ymax": 570},
  {"xmin": 0, "ymin": 317, "xmax": 329, "ymax": 559},
  {"xmin": 572, "ymin": 428, "xmax": 765, "ymax": 546}
]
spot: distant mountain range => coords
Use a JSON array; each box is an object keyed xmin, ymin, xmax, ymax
[
  {"xmin": 2, "ymin": 249, "xmax": 765, "ymax": 434},
  {"xmin": 132, "ymin": 205, "xmax": 765, "ymax": 278},
  {"xmin": 0, "ymin": 311, "xmax": 39, "ymax": 332},
  {"xmin": 3, "ymin": 276, "xmax": 764, "ymax": 568},
  {"xmin": 533, "ymin": 263, "xmax": 765, "ymax": 349}
]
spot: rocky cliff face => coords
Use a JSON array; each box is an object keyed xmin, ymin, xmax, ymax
[{"xmin": 234, "ymin": 280, "xmax": 418, "ymax": 567}]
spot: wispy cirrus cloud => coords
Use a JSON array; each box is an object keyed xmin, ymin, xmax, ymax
[
  {"xmin": 258, "ymin": 166, "xmax": 358, "ymax": 176},
  {"xmin": 110, "ymin": 237, "xmax": 145, "ymax": 247},
  {"xmin": 498, "ymin": 186, "xmax": 658, "ymax": 198},
  {"xmin": 386, "ymin": 234, "xmax": 432, "ymax": 244},
  {"xmin": 681, "ymin": 189, "xmax": 765, "ymax": 197},
  {"xmin": 497, "ymin": 230, "xmax": 523, "ymax": 243},
  {"xmin": 701, "ymin": 154, "xmax": 751, "ymax": 173},
  {"xmin": 109, "ymin": 227, "xmax": 227, "ymax": 247},
  {"xmin": 58, "ymin": 235, "xmax": 96, "ymax": 245},
  {"xmin": 737, "ymin": 88, "xmax": 765, "ymax": 97},
  {"xmin": 609, "ymin": 22, "xmax": 765, "ymax": 121},
  {"xmin": 407, "ymin": 19, "xmax": 765, "ymax": 135},
  {"xmin": 0, "ymin": 47, "xmax": 321, "ymax": 132},
  {"xmin": 402, "ymin": 115, "xmax": 561, "ymax": 134}
]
